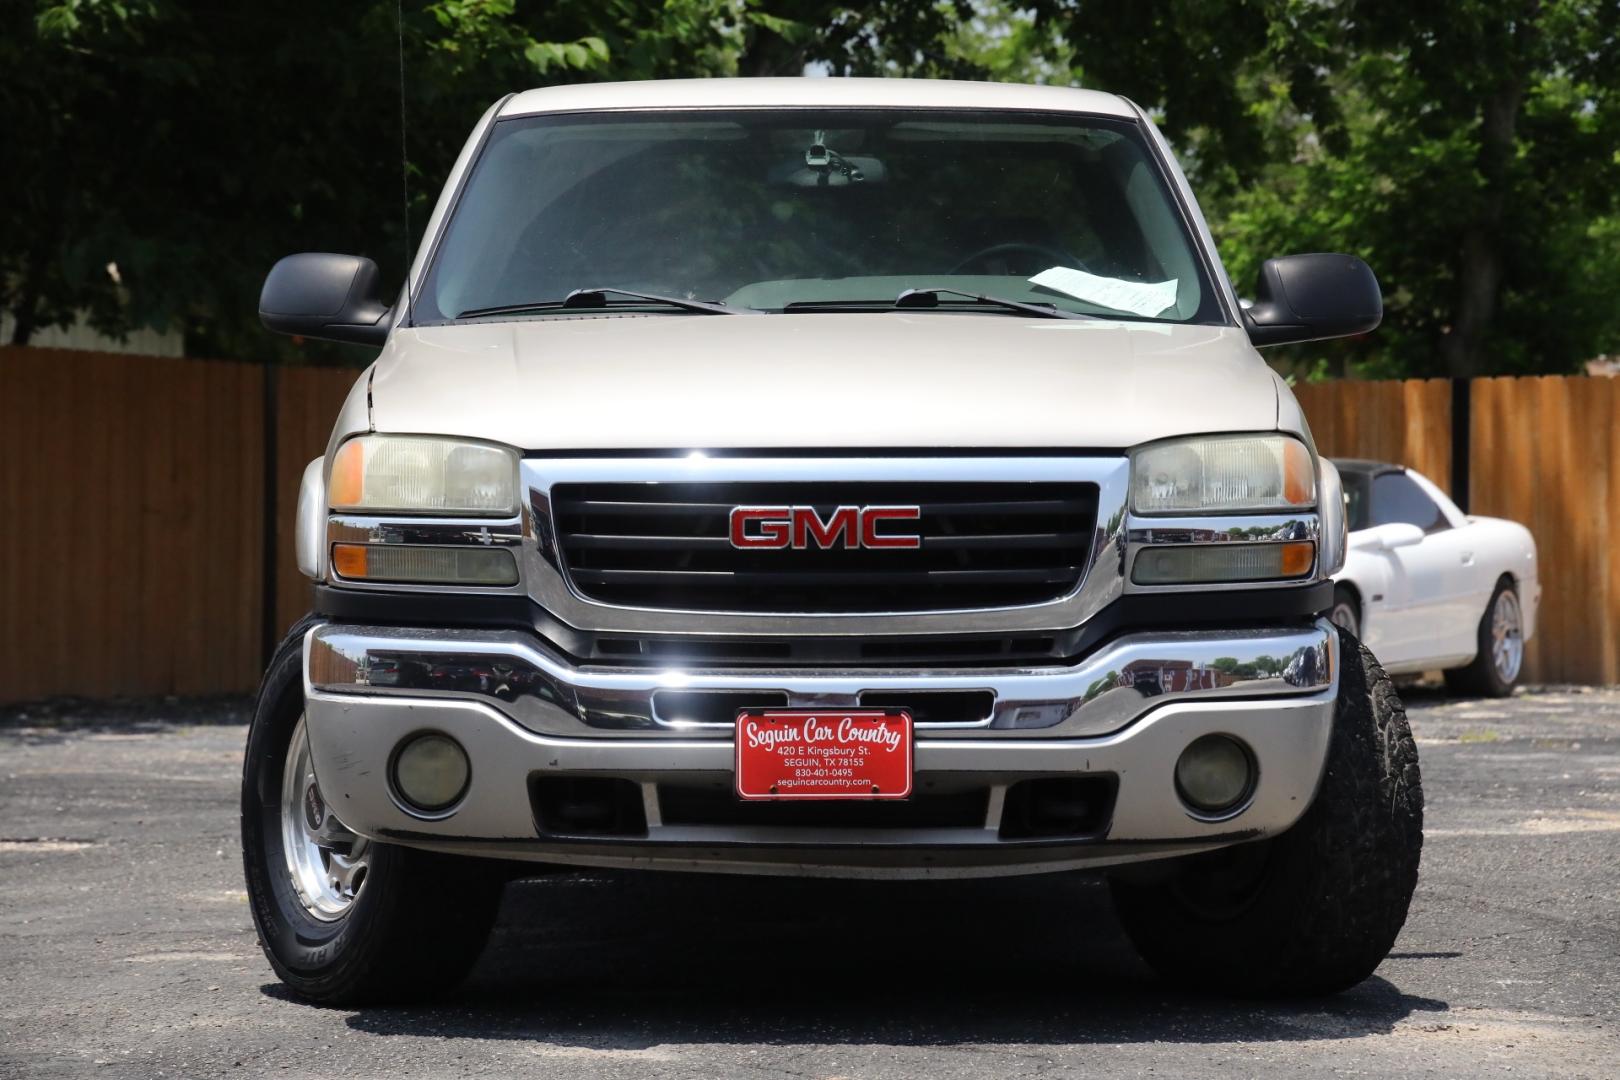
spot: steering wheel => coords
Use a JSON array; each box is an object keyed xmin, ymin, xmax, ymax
[{"xmin": 950, "ymin": 241, "xmax": 1084, "ymax": 276}]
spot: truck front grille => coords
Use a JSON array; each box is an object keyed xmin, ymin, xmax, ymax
[{"xmin": 550, "ymin": 482, "xmax": 1098, "ymax": 614}]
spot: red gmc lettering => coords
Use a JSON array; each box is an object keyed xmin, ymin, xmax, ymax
[
  {"xmin": 729, "ymin": 506, "xmax": 921, "ymax": 550},
  {"xmin": 860, "ymin": 506, "xmax": 921, "ymax": 549},
  {"xmin": 729, "ymin": 507, "xmax": 793, "ymax": 549},
  {"xmin": 792, "ymin": 506, "xmax": 858, "ymax": 549}
]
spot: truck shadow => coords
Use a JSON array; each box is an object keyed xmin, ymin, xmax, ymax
[{"xmin": 329, "ymin": 869, "xmax": 1448, "ymax": 1047}]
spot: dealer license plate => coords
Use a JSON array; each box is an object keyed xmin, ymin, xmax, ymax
[{"xmin": 734, "ymin": 709, "xmax": 913, "ymax": 801}]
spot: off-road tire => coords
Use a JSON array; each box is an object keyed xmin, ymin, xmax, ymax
[
  {"xmin": 1109, "ymin": 626, "xmax": 1422, "ymax": 996},
  {"xmin": 1443, "ymin": 578, "xmax": 1519, "ymax": 698},
  {"xmin": 241, "ymin": 615, "xmax": 506, "ymax": 1006}
]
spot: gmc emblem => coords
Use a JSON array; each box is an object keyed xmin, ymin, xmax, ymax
[{"xmin": 729, "ymin": 506, "xmax": 921, "ymax": 550}]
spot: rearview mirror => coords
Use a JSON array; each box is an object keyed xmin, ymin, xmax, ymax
[
  {"xmin": 1350, "ymin": 522, "xmax": 1425, "ymax": 552},
  {"xmin": 1244, "ymin": 253, "xmax": 1382, "ymax": 347},
  {"xmin": 259, "ymin": 252, "xmax": 392, "ymax": 347}
]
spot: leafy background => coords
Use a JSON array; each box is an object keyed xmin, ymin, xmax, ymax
[{"xmin": 5, "ymin": 0, "xmax": 1618, "ymax": 377}]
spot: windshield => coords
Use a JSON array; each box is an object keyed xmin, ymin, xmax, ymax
[{"xmin": 416, "ymin": 108, "xmax": 1224, "ymax": 324}]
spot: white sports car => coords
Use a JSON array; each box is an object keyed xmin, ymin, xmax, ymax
[{"xmin": 1330, "ymin": 459, "xmax": 1539, "ymax": 696}]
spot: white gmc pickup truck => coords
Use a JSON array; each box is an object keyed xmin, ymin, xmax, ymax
[{"xmin": 244, "ymin": 77, "xmax": 1421, "ymax": 1004}]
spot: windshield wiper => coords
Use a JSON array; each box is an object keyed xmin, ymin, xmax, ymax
[
  {"xmin": 458, "ymin": 287, "xmax": 741, "ymax": 319},
  {"xmin": 782, "ymin": 288, "xmax": 1090, "ymax": 320},
  {"xmin": 896, "ymin": 287, "xmax": 1091, "ymax": 320}
]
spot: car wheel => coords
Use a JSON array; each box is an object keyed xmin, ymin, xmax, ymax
[
  {"xmin": 1443, "ymin": 579, "xmax": 1523, "ymax": 698},
  {"xmin": 1328, "ymin": 586, "xmax": 1361, "ymax": 640},
  {"xmin": 241, "ymin": 615, "xmax": 507, "ymax": 1005},
  {"xmin": 1109, "ymin": 627, "xmax": 1422, "ymax": 996}
]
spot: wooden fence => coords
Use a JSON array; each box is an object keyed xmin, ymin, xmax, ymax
[
  {"xmin": 1292, "ymin": 378, "xmax": 1454, "ymax": 489},
  {"xmin": 1295, "ymin": 375, "xmax": 1620, "ymax": 685},
  {"xmin": 0, "ymin": 346, "xmax": 1615, "ymax": 701},
  {"xmin": 0, "ymin": 347, "xmax": 353, "ymax": 701}
]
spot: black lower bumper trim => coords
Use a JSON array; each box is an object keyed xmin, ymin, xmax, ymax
[{"xmin": 313, "ymin": 580, "xmax": 1332, "ymax": 669}]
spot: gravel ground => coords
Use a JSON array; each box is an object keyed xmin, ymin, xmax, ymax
[{"xmin": 2, "ymin": 686, "xmax": 1618, "ymax": 1079}]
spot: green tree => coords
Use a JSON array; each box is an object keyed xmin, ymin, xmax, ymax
[
  {"xmin": 3, "ymin": 0, "xmax": 983, "ymax": 360},
  {"xmin": 3, "ymin": 0, "xmax": 646, "ymax": 357},
  {"xmin": 1036, "ymin": 0, "xmax": 1620, "ymax": 377},
  {"xmin": 15, "ymin": 0, "xmax": 1620, "ymax": 376}
]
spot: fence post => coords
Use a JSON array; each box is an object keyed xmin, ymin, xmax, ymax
[
  {"xmin": 1450, "ymin": 377, "xmax": 1471, "ymax": 511},
  {"xmin": 260, "ymin": 359, "xmax": 279, "ymax": 668}
]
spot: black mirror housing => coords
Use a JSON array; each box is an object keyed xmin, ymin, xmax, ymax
[
  {"xmin": 1243, "ymin": 253, "xmax": 1382, "ymax": 347},
  {"xmin": 259, "ymin": 253, "xmax": 392, "ymax": 347}
]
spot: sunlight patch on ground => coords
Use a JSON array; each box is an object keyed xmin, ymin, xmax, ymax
[
  {"xmin": 0, "ymin": 838, "xmax": 95, "ymax": 853},
  {"xmin": 528, "ymin": 1044, "xmax": 682, "ymax": 1063},
  {"xmin": 1427, "ymin": 809, "xmax": 1620, "ymax": 836},
  {"xmin": 1393, "ymin": 1006, "xmax": 1595, "ymax": 1044}
]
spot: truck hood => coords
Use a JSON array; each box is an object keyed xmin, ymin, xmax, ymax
[{"xmin": 367, "ymin": 314, "xmax": 1280, "ymax": 450}]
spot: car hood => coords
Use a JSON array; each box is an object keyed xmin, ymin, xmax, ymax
[{"xmin": 367, "ymin": 314, "xmax": 1281, "ymax": 450}]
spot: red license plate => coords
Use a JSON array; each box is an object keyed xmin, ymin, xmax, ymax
[{"xmin": 735, "ymin": 709, "xmax": 913, "ymax": 801}]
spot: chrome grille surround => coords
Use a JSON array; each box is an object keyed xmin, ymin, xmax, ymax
[
  {"xmin": 550, "ymin": 479, "xmax": 1099, "ymax": 613},
  {"xmin": 521, "ymin": 456, "xmax": 1133, "ymax": 635}
]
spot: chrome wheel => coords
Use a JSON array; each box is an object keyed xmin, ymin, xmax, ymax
[
  {"xmin": 1329, "ymin": 599, "xmax": 1360, "ymax": 639},
  {"xmin": 280, "ymin": 714, "xmax": 369, "ymax": 920},
  {"xmin": 1490, "ymin": 588, "xmax": 1524, "ymax": 686}
]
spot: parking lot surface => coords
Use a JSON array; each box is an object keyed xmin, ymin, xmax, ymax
[{"xmin": 2, "ymin": 687, "xmax": 1618, "ymax": 1079}]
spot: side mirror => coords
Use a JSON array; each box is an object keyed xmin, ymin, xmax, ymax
[
  {"xmin": 1243, "ymin": 253, "xmax": 1382, "ymax": 347},
  {"xmin": 259, "ymin": 253, "xmax": 392, "ymax": 347},
  {"xmin": 1350, "ymin": 522, "xmax": 1425, "ymax": 552}
]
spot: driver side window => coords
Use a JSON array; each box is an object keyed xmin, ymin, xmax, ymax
[{"xmin": 1370, "ymin": 473, "xmax": 1449, "ymax": 533}]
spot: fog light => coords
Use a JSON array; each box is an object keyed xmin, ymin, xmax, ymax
[
  {"xmin": 391, "ymin": 733, "xmax": 470, "ymax": 813},
  {"xmin": 1174, "ymin": 735, "xmax": 1254, "ymax": 815}
]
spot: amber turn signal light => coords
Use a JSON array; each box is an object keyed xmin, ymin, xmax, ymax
[
  {"xmin": 331, "ymin": 542, "xmax": 369, "ymax": 579},
  {"xmin": 1278, "ymin": 540, "xmax": 1315, "ymax": 577},
  {"xmin": 330, "ymin": 543, "xmax": 518, "ymax": 586},
  {"xmin": 1132, "ymin": 541, "xmax": 1316, "ymax": 585}
]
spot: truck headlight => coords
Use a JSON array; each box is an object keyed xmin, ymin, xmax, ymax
[
  {"xmin": 1131, "ymin": 434, "xmax": 1315, "ymax": 515},
  {"xmin": 329, "ymin": 436, "xmax": 517, "ymax": 516}
]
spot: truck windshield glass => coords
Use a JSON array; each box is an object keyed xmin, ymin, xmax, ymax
[{"xmin": 417, "ymin": 109, "xmax": 1223, "ymax": 325}]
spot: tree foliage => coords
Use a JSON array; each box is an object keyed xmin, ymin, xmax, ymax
[
  {"xmin": 1036, "ymin": 0, "xmax": 1620, "ymax": 376},
  {"xmin": 4, "ymin": 1, "xmax": 743, "ymax": 358},
  {"xmin": 6, "ymin": 0, "xmax": 1620, "ymax": 375}
]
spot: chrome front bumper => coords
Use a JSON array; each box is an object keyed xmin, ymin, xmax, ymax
[{"xmin": 301, "ymin": 619, "xmax": 1340, "ymax": 878}]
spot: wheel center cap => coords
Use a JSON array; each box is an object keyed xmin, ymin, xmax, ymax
[{"xmin": 303, "ymin": 783, "xmax": 325, "ymax": 830}]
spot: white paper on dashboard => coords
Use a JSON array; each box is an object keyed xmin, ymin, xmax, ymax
[{"xmin": 1028, "ymin": 266, "xmax": 1178, "ymax": 317}]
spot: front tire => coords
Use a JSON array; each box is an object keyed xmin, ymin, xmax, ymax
[
  {"xmin": 1109, "ymin": 627, "xmax": 1422, "ymax": 996},
  {"xmin": 241, "ymin": 616, "xmax": 506, "ymax": 1005}
]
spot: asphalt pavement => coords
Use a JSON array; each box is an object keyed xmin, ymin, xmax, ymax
[{"xmin": 2, "ymin": 687, "xmax": 1618, "ymax": 1079}]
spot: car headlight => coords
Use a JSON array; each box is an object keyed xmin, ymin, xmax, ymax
[
  {"xmin": 329, "ymin": 435, "xmax": 518, "ymax": 516},
  {"xmin": 1131, "ymin": 434, "xmax": 1315, "ymax": 515}
]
